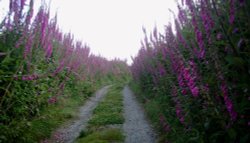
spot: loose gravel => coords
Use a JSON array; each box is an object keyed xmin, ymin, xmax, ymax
[
  {"xmin": 47, "ymin": 85, "xmax": 157, "ymax": 143},
  {"xmin": 122, "ymin": 85, "xmax": 157, "ymax": 143}
]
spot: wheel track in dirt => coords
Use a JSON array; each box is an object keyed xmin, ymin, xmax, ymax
[
  {"xmin": 122, "ymin": 85, "xmax": 157, "ymax": 143},
  {"xmin": 47, "ymin": 85, "xmax": 157, "ymax": 143},
  {"xmin": 47, "ymin": 85, "xmax": 110, "ymax": 143}
]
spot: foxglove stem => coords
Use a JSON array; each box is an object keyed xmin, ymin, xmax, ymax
[
  {"xmin": 229, "ymin": 0, "xmax": 236, "ymax": 24},
  {"xmin": 211, "ymin": 0, "xmax": 238, "ymax": 56},
  {"xmin": 172, "ymin": 86, "xmax": 185, "ymax": 124},
  {"xmin": 221, "ymin": 82, "xmax": 237, "ymax": 121}
]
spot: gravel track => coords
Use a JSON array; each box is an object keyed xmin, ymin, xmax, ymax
[
  {"xmin": 47, "ymin": 86, "xmax": 110, "ymax": 143},
  {"xmin": 122, "ymin": 85, "xmax": 157, "ymax": 143}
]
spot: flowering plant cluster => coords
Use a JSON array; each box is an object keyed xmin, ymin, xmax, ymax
[
  {"xmin": 0, "ymin": 0, "xmax": 130, "ymax": 141},
  {"xmin": 131, "ymin": 0, "xmax": 249, "ymax": 142}
]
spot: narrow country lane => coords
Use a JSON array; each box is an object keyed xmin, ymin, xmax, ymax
[
  {"xmin": 47, "ymin": 86, "xmax": 110, "ymax": 143},
  {"xmin": 123, "ymin": 85, "xmax": 157, "ymax": 143}
]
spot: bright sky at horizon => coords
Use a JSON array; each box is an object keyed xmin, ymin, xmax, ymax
[{"xmin": 0, "ymin": 0, "xmax": 178, "ymax": 64}]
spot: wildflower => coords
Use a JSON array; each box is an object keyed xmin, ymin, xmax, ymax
[
  {"xmin": 159, "ymin": 114, "xmax": 171, "ymax": 132},
  {"xmin": 221, "ymin": 82, "xmax": 237, "ymax": 121},
  {"xmin": 175, "ymin": 103, "xmax": 185, "ymax": 124},
  {"xmin": 15, "ymin": 36, "xmax": 24, "ymax": 48},
  {"xmin": 185, "ymin": 0, "xmax": 206, "ymax": 58},
  {"xmin": 178, "ymin": 75, "xmax": 185, "ymax": 87},
  {"xmin": 158, "ymin": 63, "xmax": 166, "ymax": 76},
  {"xmin": 13, "ymin": 75, "xmax": 19, "ymax": 80},
  {"xmin": 40, "ymin": 139, "xmax": 49, "ymax": 143},
  {"xmin": 175, "ymin": 19, "xmax": 189, "ymax": 49},
  {"xmin": 237, "ymin": 38, "xmax": 244, "ymax": 49},
  {"xmin": 201, "ymin": 1, "xmax": 214, "ymax": 42},
  {"xmin": 22, "ymin": 74, "xmax": 38, "ymax": 81},
  {"xmin": 20, "ymin": 0, "xmax": 26, "ymax": 11},
  {"xmin": 232, "ymin": 28, "xmax": 239, "ymax": 34},
  {"xmin": 177, "ymin": 5, "xmax": 187, "ymax": 25},
  {"xmin": 204, "ymin": 84, "xmax": 209, "ymax": 93},
  {"xmin": 53, "ymin": 60, "xmax": 65, "ymax": 76},
  {"xmin": 195, "ymin": 30, "xmax": 205, "ymax": 58},
  {"xmin": 9, "ymin": 0, "xmax": 13, "ymax": 12},
  {"xmin": 172, "ymin": 86, "xmax": 186, "ymax": 124},
  {"xmin": 25, "ymin": 0, "xmax": 34, "ymax": 27},
  {"xmin": 45, "ymin": 42, "xmax": 53, "ymax": 58},
  {"xmin": 191, "ymin": 86, "xmax": 199, "ymax": 97},
  {"xmin": 48, "ymin": 96, "xmax": 57, "ymax": 104},
  {"xmin": 183, "ymin": 68, "xmax": 199, "ymax": 97},
  {"xmin": 239, "ymin": 0, "xmax": 244, "ymax": 6},
  {"xmin": 216, "ymin": 33, "xmax": 222, "ymax": 40},
  {"xmin": 13, "ymin": 6, "xmax": 20, "ymax": 26},
  {"xmin": 181, "ymin": 89, "xmax": 187, "ymax": 95},
  {"xmin": 229, "ymin": 0, "xmax": 235, "ymax": 24}
]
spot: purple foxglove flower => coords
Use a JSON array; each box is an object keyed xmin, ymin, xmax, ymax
[
  {"xmin": 229, "ymin": 0, "xmax": 236, "ymax": 24},
  {"xmin": 48, "ymin": 96, "xmax": 57, "ymax": 104},
  {"xmin": 239, "ymin": 0, "xmax": 244, "ymax": 6},
  {"xmin": 217, "ymin": 33, "xmax": 222, "ymax": 40},
  {"xmin": 221, "ymin": 82, "xmax": 237, "ymax": 121},
  {"xmin": 191, "ymin": 86, "xmax": 199, "ymax": 97},
  {"xmin": 232, "ymin": 28, "xmax": 239, "ymax": 34}
]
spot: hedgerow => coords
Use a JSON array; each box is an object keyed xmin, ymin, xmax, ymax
[
  {"xmin": 131, "ymin": 0, "xmax": 250, "ymax": 142},
  {"xmin": 0, "ymin": 0, "xmax": 130, "ymax": 142}
]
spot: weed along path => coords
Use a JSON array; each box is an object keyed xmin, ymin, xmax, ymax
[
  {"xmin": 122, "ymin": 85, "xmax": 157, "ymax": 143},
  {"xmin": 47, "ymin": 86, "xmax": 110, "ymax": 143}
]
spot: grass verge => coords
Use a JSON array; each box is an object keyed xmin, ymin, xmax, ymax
[{"xmin": 16, "ymin": 82, "xmax": 97, "ymax": 143}]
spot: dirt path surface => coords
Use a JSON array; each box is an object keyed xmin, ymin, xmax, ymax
[
  {"xmin": 47, "ymin": 86, "xmax": 110, "ymax": 143},
  {"xmin": 122, "ymin": 85, "xmax": 157, "ymax": 143}
]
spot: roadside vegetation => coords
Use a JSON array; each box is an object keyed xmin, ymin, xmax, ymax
[
  {"xmin": 131, "ymin": 0, "xmax": 250, "ymax": 142},
  {"xmin": 0, "ymin": 0, "xmax": 130, "ymax": 142},
  {"xmin": 1, "ymin": 0, "xmax": 249, "ymax": 142}
]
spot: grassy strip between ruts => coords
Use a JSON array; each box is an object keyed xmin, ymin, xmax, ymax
[{"xmin": 77, "ymin": 84, "xmax": 125, "ymax": 143}]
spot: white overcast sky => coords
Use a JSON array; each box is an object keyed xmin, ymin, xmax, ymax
[{"xmin": 0, "ymin": 0, "xmax": 178, "ymax": 64}]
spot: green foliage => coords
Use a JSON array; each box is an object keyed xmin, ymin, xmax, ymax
[
  {"xmin": 88, "ymin": 85, "xmax": 124, "ymax": 126},
  {"xmin": 77, "ymin": 128, "xmax": 124, "ymax": 143},
  {"xmin": 0, "ymin": 80, "xmax": 95, "ymax": 143}
]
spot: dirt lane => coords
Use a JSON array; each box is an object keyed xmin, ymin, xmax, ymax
[
  {"xmin": 47, "ymin": 86, "xmax": 110, "ymax": 143},
  {"xmin": 122, "ymin": 85, "xmax": 157, "ymax": 143}
]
